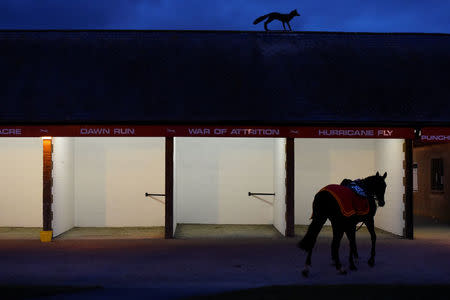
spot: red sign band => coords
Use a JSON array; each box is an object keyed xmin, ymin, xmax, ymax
[
  {"xmin": 0, "ymin": 125, "xmax": 415, "ymax": 139},
  {"xmin": 420, "ymin": 127, "xmax": 450, "ymax": 143}
]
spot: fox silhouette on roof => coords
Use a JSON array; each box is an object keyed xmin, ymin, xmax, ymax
[{"xmin": 253, "ymin": 9, "xmax": 300, "ymax": 31}]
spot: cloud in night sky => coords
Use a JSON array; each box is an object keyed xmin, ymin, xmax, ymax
[{"xmin": 0, "ymin": 0, "xmax": 449, "ymax": 33}]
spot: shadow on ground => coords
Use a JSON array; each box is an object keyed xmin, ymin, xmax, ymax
[
  {"xmin": 3, "ymin": 284, "xmax": 450, "ymax": 300},
  {"xmin": 0, "ymin": 285, "xmax": 102, "ymax": 300},
  {"xmin": 187, "ymin": 284, "xmax": 450, "ymax": 300}
]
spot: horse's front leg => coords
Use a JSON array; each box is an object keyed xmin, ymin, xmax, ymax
[
  {"xmin": 366, "ymin": 218, "xmax": 377, "ymax": 267},
  {"xmin": 331, "ymin": 224, "xmax": 346, "ymax": 274}
]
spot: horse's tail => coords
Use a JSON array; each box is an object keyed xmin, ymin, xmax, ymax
[
  {"xmin": 297, "ymin": 193, "xmax": 327, "ymax": 252},
  {"xmin": 297, "ymin": 217, "xmax": 326, "ymax": 252}
]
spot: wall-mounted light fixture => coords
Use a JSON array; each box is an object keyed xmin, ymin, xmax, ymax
[
  {"xmin": 41, "ymin": 136, "xmax": 52, "ymax": 140},
  {"xmin": 414, "ymin": 129, "xmax": 421, "ymax": 140}
]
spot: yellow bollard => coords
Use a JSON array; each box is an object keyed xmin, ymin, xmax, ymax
[{"xmin": 40, "ymin": 230, "xmax": 53, "ymax": 242}]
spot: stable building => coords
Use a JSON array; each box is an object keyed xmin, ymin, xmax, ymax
[{"xmin": 0, "ymin": 30, "xmax": 449, "ymax": 241}]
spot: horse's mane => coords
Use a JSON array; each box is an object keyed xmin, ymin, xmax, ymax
[
  {"xmin": 359, "ymin": 174, "xmax": 387, "ymax": 212},
  {"xmin": 361, "ymin": 174, "xmax": 386, "ymax": 188}
]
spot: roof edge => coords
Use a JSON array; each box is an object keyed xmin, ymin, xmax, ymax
[{"xmin": 0, "ymin": 29, "xmax": 448, "ymax": 36}]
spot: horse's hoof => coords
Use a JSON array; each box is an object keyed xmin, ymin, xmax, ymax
[
  {"xmin": 338, "ymin": 268, "xmax": 347, "ymax": 275},
  {"xmin": 302, "ymin": 269, "xmax": 309, "ymax": 278},
  {"xmin": 368, "ymin": 259, "xmax": 375, "ymax": 267},
  {"xmin": 349, "ymin": 264, "xmax": 357, "ymax": 271}
]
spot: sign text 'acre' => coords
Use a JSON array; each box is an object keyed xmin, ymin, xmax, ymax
[{"xmin": 0, "ymin": 128, "xmax": 22, "ymax": 135}]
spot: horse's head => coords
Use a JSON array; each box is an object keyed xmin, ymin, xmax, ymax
[{"xmin": 371, "ymin": 171, "xmax": 387, "ymax": 207}]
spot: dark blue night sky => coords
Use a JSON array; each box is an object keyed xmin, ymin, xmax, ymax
[{"xmin": 1, "ymin": 0, "xmax": 449, "ymax": 33}]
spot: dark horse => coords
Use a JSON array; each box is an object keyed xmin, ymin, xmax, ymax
[{"xmin": 298, "ymin": 172, "xmax": 387, "ymax": 277}]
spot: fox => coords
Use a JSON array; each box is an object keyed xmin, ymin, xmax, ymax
[{"xmin": 253, "ymin": 9, "xmax": 300, "ymax": 31}]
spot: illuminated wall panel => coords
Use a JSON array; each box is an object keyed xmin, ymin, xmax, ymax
[{"xmin": 0, "ymin": 138, "xmax": 42, "ymax": 227}]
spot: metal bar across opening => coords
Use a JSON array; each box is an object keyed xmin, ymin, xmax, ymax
[
  {"xmin": 145, "ymin": 193, "xmax": 166, "ymax": 197},
  {"xmin": 248, "ymin": 192, "xmax": 275, "ymax": 196}
]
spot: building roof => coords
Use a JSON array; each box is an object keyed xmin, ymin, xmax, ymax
[{"xmin": 0, "ymin": 30, "xmax": 449, "ymax": 126}]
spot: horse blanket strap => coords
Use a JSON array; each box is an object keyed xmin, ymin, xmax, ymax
[{"xmin": 320, "ymin": 184, "xmax": 370, "ymax": 217}]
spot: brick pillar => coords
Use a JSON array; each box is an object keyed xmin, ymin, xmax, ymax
[
  {"xmin": 403, "ymin": 139, "xmax": 414, "ymax": 239},
  {"xmin": 165, "ymin": 137, "xmax": 174, "ymax": 239},
  {"xmin": 42, "ymin": 138, "xmax": 53, "ymax": 234},
  {"xmin": 285, "ymin": 138, "xmax": 295, "ymax": 237}
]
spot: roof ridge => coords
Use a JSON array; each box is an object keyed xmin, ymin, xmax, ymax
[{"xmin": 0, "ymin": 29, "xmax": 448, "ymax": 36}]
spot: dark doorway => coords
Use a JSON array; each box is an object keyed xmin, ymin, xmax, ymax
[{"xmin": 413, "ymin": 142, "xmax": 450, "ymax": 239}]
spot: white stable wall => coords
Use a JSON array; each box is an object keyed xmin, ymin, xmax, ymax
[
  {"xmin": 294, "ymin": 138, "xmax": 405, "ymax": 235},
  {"xmin": 74, "ymin": 138, "xmax": 165, "ymax": 227},
  {"xmin": 0, "ymin": 138, "xmax": 42, "ymax": 227},
  {"xmin": 175, "ymin": 138, "xmax": 274, "ymax": 224},
  {"xmin": 52, "ymin": 138, "xmax": 75, "ymax": 237},
  {"xmin": 273, "ymin": 138, "xmax": 286, "ymax": 235},
  {"xmin": 295, "ymin": 139, "xmax": 376, "ymax": 225},
  {"xmin": 374, "ymin": 139, "xmax": 405, "ymax": 236}
]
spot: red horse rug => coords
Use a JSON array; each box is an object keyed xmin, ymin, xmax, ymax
[{"xmin": 320, "ymin": 184, "xmax": 369, "ymax": 217}]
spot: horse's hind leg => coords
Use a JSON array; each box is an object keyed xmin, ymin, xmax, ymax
[
  {"xmin": 302, "ymin": 250, "xmax": 313, "ymax": 277},
  {"xmin": 345, "ymin": 226, "xmax": 358, "ymax": 271},
  {"xmin": 299, "ymin": 216, "xmax": 327, "ymax": 277},
  {"xmin": 331, "ymin": 223, "xmax": 346, "ymax": 274}
]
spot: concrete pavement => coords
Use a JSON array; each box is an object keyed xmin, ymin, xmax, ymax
[{"xmin": 0, "ymin": 225, "xmax": 449, "ymax": 299}]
